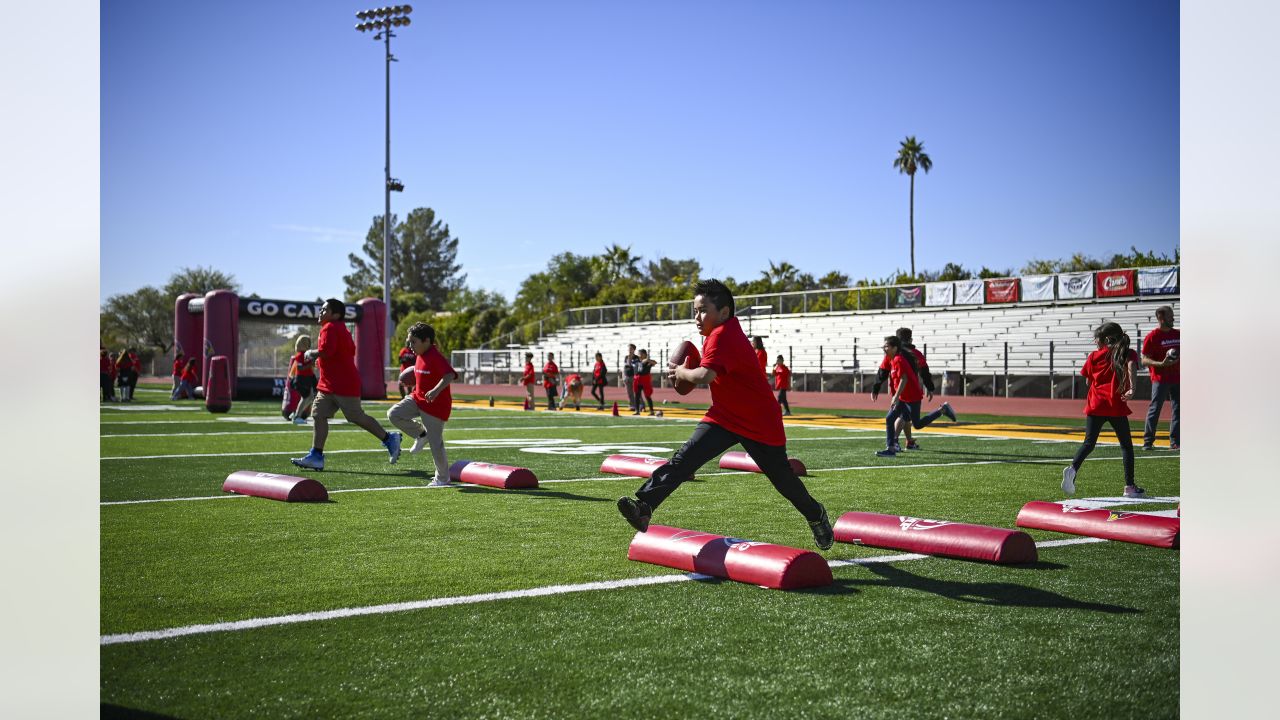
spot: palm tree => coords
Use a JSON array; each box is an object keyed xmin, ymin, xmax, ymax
[
  {"xmin": 600, "ymin": 243, "xmax": 640, "ymax": 282},
  {"xmin": 893, "ymin": 136, "xmax": 933, "ymax": 277},
  {"xmin": 760, "ymin": 260, "xmax": 800, "ymax": 291}
]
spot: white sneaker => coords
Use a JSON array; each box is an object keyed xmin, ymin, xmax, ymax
[
  {"xmin": 410, "ymin": 433, "xmax": 428, "ymax": 454},
  {"xmin": 292, "ymin": 416, "xmax": 308, "ymax": 425},
  {"xmin": 427, "ymin": 477, "xmax": 452, "ymax": 487},
  {"xmin": 1061, "ymin": 466, "xmax": 1077, "ymax": 496}
]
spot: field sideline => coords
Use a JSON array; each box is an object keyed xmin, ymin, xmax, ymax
[{"xmin": 101, "ymin": 390, "xmax": 1179, "ymax": 718}]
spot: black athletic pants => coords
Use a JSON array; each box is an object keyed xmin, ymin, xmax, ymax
[
  {"xmin": 777, "ymin": 389, "xmax": 790, "ymax": 413},
  {"xmin": 635, "ymin": 422, "xmax": 823, "ymax": 523},
  {"xmin": 591, "ymin": 382, "xmax": 606, "ymax": 406},
  {"xmin": 1072, "ymin": 414, "xmax": 1135, "ymax": 484},
  {"xmin": 545, "ymin": 386, "xmax": 558, "ymax": 410}
]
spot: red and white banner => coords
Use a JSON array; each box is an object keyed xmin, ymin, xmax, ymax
[
  {"xmin": 1096, "ymin": 269, "xmax": 1136, "ymax": 297},
  {"xmin": 984, "ymin": 278, "xmax": 1020, "ymax": 303},
  {"xmin": 1021, "ymin": 275, "xmax": 1055, "ymax": 301},
  {"xmin": 954, "ymin": 279, "xmax": 984, "ymax": 305},
  {"xmin": 925, "ymin": 282, "xmax": 953, "ymax": 306},
  {"xmin": 1058, "ymin": 272, "xmax": 1094, "ymax": 299}
]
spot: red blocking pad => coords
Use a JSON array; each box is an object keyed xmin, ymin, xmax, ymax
[
  {"xmin": 1016, "ymin": 501, "xmax": 1179, "ymax": 549},
  {"xmin": 450, "ymin": 461, "xmax": 538, "ymax": 489},
  {"xmin": 205, "ymin": 355, "xmax": 232, "ymax": 413},
  {"xmin": 833, "ymin": 511, "xmax": 1038, "ymax": 564},
  {"xmin": 600, "ymin": 454, "xmax": 684, "ymax": 479},
  {"xmin": 628, "ymin": 525, "xmax": 832, "ymax": 590},
  {"xmin": 222, "ymin": 471, "xmax": 328, "ymax": 502},
  {"xmin": 718, "ymin": 451, "xmax": 808, "ymax": 477}
]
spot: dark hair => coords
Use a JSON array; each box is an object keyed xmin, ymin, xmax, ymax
[
  {"xmin": 595, "ymin": 352, "xmax": 603, "ymax": 359},
  {"xmin": 776, "ymin": 355, "xmax": 785, "ymax": 363},
  {"xmin": 694, "ymin": 278, "xmax": 735, "ymax": 316},
  {"xmin": 883, "ymin": 335, "xmax": 919, "ymax": 374},
  {"xmin": 895, "ymin": 327, "xmax": 913, "ymax": 343},
  {"xmin": 752, "ymin": 336, "xmax": 765, "ymax": 350},
  {"xmin": 322, "ymin": 298, "xmax": 346, "ymax": 317},
  {"xmin": 1095, "ymin": 322, "xmax": 1132, "ymax": 394},
  {"xmin": 408, "ymin": 322, "xmax": 436, "ymax": 345},
  {"xmin": 525, "ymin": 352, "xmax": 533, "ymax": 360}
]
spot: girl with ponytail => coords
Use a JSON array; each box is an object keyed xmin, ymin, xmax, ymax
[{"xmin": 1062, "ymin": 322, "xmax": 1144, "ymax": 497}]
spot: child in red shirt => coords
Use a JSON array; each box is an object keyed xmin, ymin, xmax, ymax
[
  {"xmin": 397, "ymin": 343, "xmax": 416, "ymax": 398},
  {"xmin": 520, "ymin": 352, "xmax": 536, "ymax": 409},
  {"xmin": 873, "ymin": 334, "xmax": 956, "ymax": 455},
  {"xmin": 753, "ymin": 336, "xmax": 768, "ymax": 376},
  {"xmin": 171, "ymin": 352, "xmax": 185, "ymax": 398},
  {"xmin": 773, "ymin": 355, "xmax": 792, "ymax": 415},
  {"xmin": 542, "ymin": 353, "xmax": 560, "ymax": 411},
  {"xmin": 632, "ymin": 349, "xmax": 657, "ymax": 415},
  {"xmin": 561, "ymin": 373, "xmax": 584, "ymax": 411},
  {"xmin": 287, "ymin": 335, "xmax": 317, "ymax": 424},
  {"xmin": 591, "ymin": 352, "xmax": 608, "ymax": 410},
  {"xmin": 616, "ymin": 279, "xmax": 833, "ymax": 550},
  {"xmin": 291, "ymin": 298, "xmax": 402, "ymax": 471},
  {"xmin": 101, "ymin": 347, "xmax": 117, "ymax": 402},
  {"xmin": 1062, "ymin": 321, "xmax": 1143, "ymax": 498},
  {"xmin": 388, "ymin": 322, "xmax": 458, "ymax": 486},
  {"xmin": 173, "ymin": 358, "xmax": 199, "ymax": 400}
]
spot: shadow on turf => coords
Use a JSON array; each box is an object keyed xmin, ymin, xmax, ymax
[
  {"xmin": 101, "ymin": 703, "xmax": 181, "ymax": 719},
  {"xmin": 455, "ymin": 486, "xmax": 610, "ymax": 503},
  {"xmin": 824, "ymin": 563, "xmax": 1138, "ymax": 613}
]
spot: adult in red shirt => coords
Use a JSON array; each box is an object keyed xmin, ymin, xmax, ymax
[
  {"xmin": 753, "ymin": 336, "xmax": 768, "ymax": 376},
  {"xmin": 1140, "ymin": 305, "xmax": 1180, "ymax": 450},
  {"xmin": 287, "ymin": 335, "xmax": 317, "ymax": 424},
  {"xmin": 291, "ymin": 298, "xmax": 402, "ymax": 471},
  {"xmin": 772, "ymin": 355, "xmax": 792, "ymax": 416},
  {"xmin": 1062, "ymin": 321, "xmax": 1144, "ymax": 498},
  {"xmin": 100, "ymin": 346, "xmax": 117, "ymax": 402},
  {"xmin": 397, "ymin": 344, "xmax": 416, "ymax": 398},
  {"xmin": 542, "ymin": 353, "xmax": 560, "ymax": 411},
  {"xmin": 616, "ymin": 279, "xmax": 833, "ymax": 550},
  {"xmin": 388, "ymin": 322, "xmax": 458, "ymax": 486},
  {"xmin": 590, "ymin": 352, "xmax": 608, "ymax": 410},
  {"xmin": 519, "ymin": 352, "xmax": 537, "ymax": 409}
]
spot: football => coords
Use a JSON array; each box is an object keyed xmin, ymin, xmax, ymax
[
  {"xmin": 669, "ymin": 340, "xmax": 700, "ymax": 395},
  {"xmin": 399, "ymin": 367, "xmax": 415, "ymax": 387},
  {"xmin": 1165, "ymin": 348, "xmax": 1178, "ymax": 362}
]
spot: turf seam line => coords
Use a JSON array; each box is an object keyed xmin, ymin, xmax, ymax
[{"xmin": 98, "ymin": 536, "xmax": 1113, "ymax": 646}]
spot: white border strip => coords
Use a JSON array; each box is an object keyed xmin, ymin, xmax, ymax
[{"xmin": 100, "ymin": 537, "xmax": 1108, "ymax": 646}]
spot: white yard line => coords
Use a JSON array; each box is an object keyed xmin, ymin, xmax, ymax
[{"xmin": 99, "ymin": 536, "xmax": 1113, "ymax": 647}]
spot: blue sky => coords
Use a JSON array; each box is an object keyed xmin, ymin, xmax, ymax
[{"xmin": 101, "ymin": 0, "xmax": 1178, "ymax": 304}]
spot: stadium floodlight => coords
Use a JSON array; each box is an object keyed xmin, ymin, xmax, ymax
[{"xmin": 355, "ymin": 4, "xmax": 415, "ymax": 370}]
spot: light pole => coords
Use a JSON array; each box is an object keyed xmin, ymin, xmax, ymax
[{"xmin": 356, "ymin": 5, "xmax": 412, "ymax": 371}]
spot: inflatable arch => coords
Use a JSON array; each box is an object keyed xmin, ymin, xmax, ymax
[{"xmin": 173, "ymin": 291, "xmax": 387, "ymax": 400}]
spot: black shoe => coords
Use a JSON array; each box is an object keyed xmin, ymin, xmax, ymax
[
  {"xmin": 617, "ymin": 497, "xmax": 652, "ymax": 532},
  {"xmin": 906, "ymin": 441, "xmax": 921, "ymax": 450},
  {"xmin": 1141, "ymin": 443, "xmax": 1154, "ymax": 451},
  {"xmin": 809, "ymin": 503, "xmax": 834, "ymax": 551}
]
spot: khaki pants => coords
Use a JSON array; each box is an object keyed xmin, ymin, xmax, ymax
[
  {"xmin": 388, "ymin": 397, "xmax": 449, "ymax": 482},
  {"xmin": 312, "ymin": 391, "xmax": 374, "ymax": 423}
]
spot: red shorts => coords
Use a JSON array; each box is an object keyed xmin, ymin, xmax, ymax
[{"xmin": 634, "ymin": 375, "xmax": 654, "ymax": 397}]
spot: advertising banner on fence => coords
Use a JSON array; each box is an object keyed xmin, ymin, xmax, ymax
[
  {"xmin": 1058, "ymin": 272, "xmax": 1094, "ymax": 299},
  {"xmin": 954, "ymin": 279, "xmax": 984, "ymax": 305},
  {"xmin": 984, "ymin": 278, "xmax": 1020, "ymax": 303},
  {"xmin": 925, "ymin": 282, "xmax": 954, "ymax": 306},
  {"xmin": 1021, "ymin": 275, "xmax": 1055, "ymax": 301},
  {"xmin": 1138, "ymin": 266, "xmax": 1179, "ymax": 295},
  {"xmin": 1096, "ymin": 269, "xmax": 1136, "ymax": 297},
  {"xmin": 895, "ymin": 285, "xmax": 924, "ymax": 308}
]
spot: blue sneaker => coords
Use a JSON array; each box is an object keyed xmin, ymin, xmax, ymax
[
  {"xmin": 291, "ymin": 449, "xmax": 324, "ymax": 471},
  {"xmin": 384, "ymin": 431, "xmax": 403, "ymax": 464},
  {"xmin": 941, "ymin": 402, "xmax": 957, "ymax": 422},
  {"xmin": 875, "ymin": 448, "xmax": 897, "ymax": 458}
]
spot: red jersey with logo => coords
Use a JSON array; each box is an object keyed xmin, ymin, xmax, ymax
[
  {"xmin": 316, "ymin": 319, "xmax": 361, "ymax": 396},
  {"xmin": 773, "ymin": 363, "xmax": 791, "ymax": 391},
  {"xmin": 1081, "ymin": 347, "xmax": 1140, "ymax": 417},
  {"xmin": 701, "ymin": 316, "xmax": 786, "ymax": 446},
  {"xmin": 412, "ymin": 345, "xmax": 458, "ymax": 421},
  {"xmin": 1142, "ymin": 327, "xmax": 1180, "ymax": 383},
  {"xmin": 889, "ymin": 353, "xmax": 924, "ymax": 403},
  {"xmin": 521, "ymin": 362, "xmax": 535, "ymax": 386},
  {"xmin": 398, "ymin": 347, "xmax": 416, "ymax": 369},
  {"xmin": 291, "ymin": 351, "xmax": 315, "ymax": 377},
  {"xmin": 542, "ymin": 361, "xmax": 560, "ymax": 389}
]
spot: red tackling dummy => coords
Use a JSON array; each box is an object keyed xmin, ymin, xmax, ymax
[
  {"xmin": 222, "ymin": 471, "xmax": 328, "ymax": 502},
  {"xmin": 669, "ymin": 340, "xmax": 700, "ymax": 395},
  {"xmin": 447, "ymin": 460, "xmax": 538, "ymax": 489},
  {"xmin": 718, "ymin": 451, "xmax": 808, "ymax": 476},
  {"xmin": 1016, "ymin": 501, "xmax": 1179, "ymax": 549},
  {"xmin": 833, "ymin": 511, "xmax": 1037, "ymax": 564},
  {"xmin": 628, "ymin": 525, "xmax": 832, "ymax": 590}
]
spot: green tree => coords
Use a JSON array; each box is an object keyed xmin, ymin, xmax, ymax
[
  {"xmin": 163, "ymin": 266, "xmax": 240, "ymax": 299},
  {"xmin": 598, "ymin": 244, "xmax": 642, "ymax": 283},
  {"xmin": 645, "ymin": 257, "xmax": 702, "ymax": 287},
  {"xmin": 344, "ymin": 207, "xmax": 466, "ymax": 316},
  {"xmin": 818, "ymin": 271, "xmax": 850, "ymax": 289},
  {"xmin": 100, "ymin": 286, "xmax": 174, "ymax": 355},
  {"xmin": 893, "ymin": 136, "xmax": 933, "ymax": 277}
]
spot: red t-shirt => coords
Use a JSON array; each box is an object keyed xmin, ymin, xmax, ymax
[
  {"xmin": 521, "ymin": 362, "xmax": 535, "ymax": 385},
  {"xmin": 593, "ymin": 361, "xmax": 606, "ymax": 383},
  {"xmin": 399, "ymin": 347, "xmax": 416, "ymax": 369},
  {"xmin": 543, "ymin": 361, "xmax": 560, "ymax": 389},
  {"xmin": 172, "ymin": 358, "xmax": 184, "ymax": 377},
  {"xmin": 773, "ymin": 363, "xmax": 791, "ymax": 391},
  {"xmin": 411, "ymin": 345, "xmax": 457, "ymax": 421},
  {"xmin": 890, "ymin": 353, "xmax": 924, "ymax": 403},
  {"xmin": 1142, "ymin": 327, "xmax": 1180, "ymax": 384},
  {"xmin": 316, "ymin": 320, "xmax": 361, "ymax": 396},
  {"xmin": 701, "ymin": 316, "xmax": 786, "ymax": 446},
  {"xmin": 565, "ymin": 373, "xmax": 583, "ymax": 387},
  {"xmin": 1081, "ymin": 347, "xmax": 1140, "ymax": 417},
  {"xmin": 181, "ymin": 365, "xmax": 198, "ymax": 384},
  {"xmin": 291, "ymin": 351, "xmax": 315, "ymax": 377},
  {"xmin": 101, "ymin": 354, "xmax": 114, "ymax": 375},
  {"xmin": 116, "ymin": 355, "xmax": 134, "ymax": 372},
  {"xmin": 755, "ymin": 348, "xmax": 768, "ymax": 374}
]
